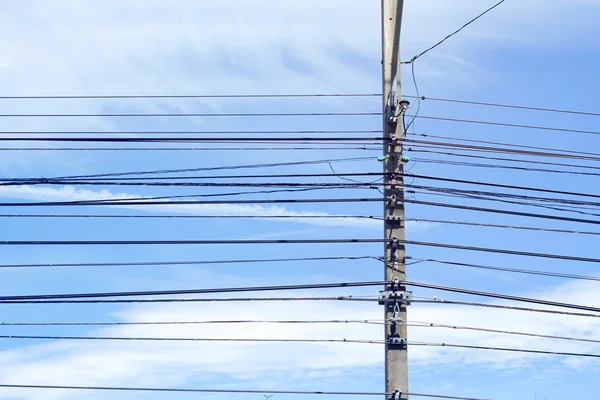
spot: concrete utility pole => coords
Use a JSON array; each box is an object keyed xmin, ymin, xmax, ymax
[{"xmin": 381, "ymin": 1, "xmax": 410, "ymax": 399}]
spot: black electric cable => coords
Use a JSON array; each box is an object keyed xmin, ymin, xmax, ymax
[
  {"xmin": 408, "ymin": 321, "xmax": 600, "ymax": 344},
  {"xmin": 405, "ymin": 95, "xmax": 600, "ymax": 118},
  {"xmin": 0, "ymin": 93, "xmax": 381, "ymax": 99},
  {"xmin": 0, "ymin": 111, "xmax": 381, "ymax": 118},
  {"xmin": 403, "ymin": 0, "xmax": 507, "ymax": 63},
  {"xmin": 407, "ymin": 257, "xmax": 600, "ymax": 282},
  {"xmin": 0, "ymin": 256, "xmax": 382, "ymax": 269},
  {"xmin": 0, "ymin": 197, "xmax": 384, "ymax": 207},
  {"xmin": 404, "ymin": 218, "xmax": 600, "ymax": 235},
  {"xmin": 0, "ymin": 214, "xmax": 384, "ymax": 221},
  {"xmin": 411, "ymin": 342, "xmax": 600, "ymax": 358},
  {"xmin": 0, "ymin": 384, "xmax": 489, "ymax": 400},
  {"xmin": 407, "ymin": 114, "xmax": 600, "ymax": 136},
  {"xmin": 404, "ymin": 198, "xmax": 600, "ymax": 226}
]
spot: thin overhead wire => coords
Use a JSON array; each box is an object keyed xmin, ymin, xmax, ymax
[
  {"xmin": 409, "ymin": 321, "xmax": 600, "ymax": 344},
  {"xmin": 0, "ymin": 319, "xmax": 385, "ymax": 327},
  {"xmin": 53, "ymin": 157, "xmax": 377, "ymax": 179},
  {"xmin": 0, "ymin": 197, "xmax": 384, "ymax": 207},
  {"xmin": 0, "ymin": 238, "xmax": 386, "ymax": 247},
  {"xmin": 404, "ymin": 198, "xmax": 600, "ymax": 226},
  {"xmin": 0, "ymin": 296, "xmax": 369, "ymax": 305},
  {"xmin": 405, "ymin": 95, "xmax": 600, "ymax": 117},
  {"xmin": 0, "ymin": 256, "xmax": 382, "ymax": 269},
  {"xmin": 407, "ymin": 114, "xmax": 600, "ymax": 136},
  {"xmin": 0, "ymin": 146, "xmax": 382, "ymax": 152},
  {"xmin": 398, "ymin": 239, "xmax": 600, "ymax": 265},
  {"xmin": 0, "ymin": 384, "xmax": 489, "ymax": 400},
  {"xmin": 1, "ymin": 279, "xmax": 598, "ymax": 314},
  {"xmin": 404, "ymin": 218, "xmax": 600, "ymax": 235},
  {"xmin": 0, "ymin": 214, "xmax": 384, "ymax": 221},
  {"xmin": 411, "ymin": 342, "xmax": 600, "ymax": 358},
  {"xmin": 0, "ymin": 136, "xmax": 385, "ymax": 143},
  {"xmin": 0, "ymin": 93, "xmax": 381, "ymax": 99},
  {"xmin": 407, "ymin": 257, "xmax": 600, "ymax": 282},
  {"xmin": 0, "ymin": 335, "xmax": 384, "ymax": 345},
  {"xmin": 0, "ymin": 111, "xmax": 381, "ymax": 118},
  {"xmin": 403, "ymin": 0, "xmax": 507, "ymax": 63},
  {"xmin": 407, "ymin": 132, "xmax": 600, "ymax": 159},
  {"xmin": 412, "ymin": 299, "xmax": 600, "ymax": 319},
  {"xmin": 412, "ymin": 157, "xmax": 600, "ymax": 177},
  {"xmin": 0, "ymin": 129, "xmax": 383, "ymax": 135},
  {"xmin": 0, "ymin": 280, "xmax": 389, "ymax": 301}
]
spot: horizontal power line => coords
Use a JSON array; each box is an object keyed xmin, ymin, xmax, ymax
[
  {"xmin": 0, "ymin": 214, "xmax": 383, "ymax": 220},
  {"xmin": 413, "ymin": 299, "xmax": 600, "ymax": 319},
  {"xmin": 408, "ymin": 114, "xmax": 600, "ymax": 136},
  {"xmin": 405, "ymin": 198, "xmax": 600, "ymax": 226},
  {"xmin": 0, "ymin": 136, "xmax": 385, "ymax": 143},
  {"xmin": 405, "ymin": 95, "xmax": 600, "ymax": 117},
  {"xmin": 398, "ymin": 239, "xmax": 600, "ymax": 264},
  {"xmin": 409, "ymin": 321, "xmax": 600, "ymax": 344},
  {"xmin": 0, "ymin": 93, "xmax": 381, "ymax": 100},
  {"xmin": 0, "ymin": 130, "xmax": 384, "ymax": 135},
  {"xmin": 0, "ymin": 319, "xmax": 384, "ymax": 327},
  {"xmin": 0, "ymin": 146, "xmax": 382, "ymax": 152},
  {"xmin": 408, "ymin": 132, "xmax": 600, "ymax": 159},
  {"xmin": 412, "ymin": 157, "xmax": 600, "ymax": 178},
  {"xmin": 404, "ymin": 218, "xmax": 600, "ymax": 235},
  {"xmin": 54, "ymin": 156, "xmax": 376, "ymax": 179},
  {"xmin": 0, "ymin": 238, "xmax": 386, "ymax": 246},
  {"xmin": 0, "ymin": 296, "xmax": 372, "ymax": 304},
  {"xmin": 0, "ymin": 256, "xmax": 381, "ymax": 269},
  {"xmin": 0, "ymin": 281, "xmax": 389, "ymax": 301},
  {"xmin": 0, "ymin": 384, "xmax": 486, "ymax": 400},
  {"xmin": 0, "ymin": 335, "xmax": 384, "ymax": 345},
  {"xmin": 0, "ymin": 334, "xmax": 596, "ymax": 359},
  {"xmin": 404, "ymin": 173, "xmax": 600, "ymax": 200},
  {"xmin": 408, "ymin": 257, "xmax": 600, "ymax": 282},
  {"xmin": 0, "ymin": 197, "xmax": 384, "ymax": 207},
  {"xmin": 0, "ymin": 111, "xmax": 380, "ymax": 118},
  {"xmin": 411, "ymin": 342, "xmax": 600, "ymax": 358},
  {"xmin": 1, "ymin": 279, "xmax": 598, "ymax": 314},
  {"xmin": 405, "ymin": 138, "xmax": 600, "ymax": 162},
  {"xmin": 409, "ymin": 150, "xmax": 600, "ymax": 174}
]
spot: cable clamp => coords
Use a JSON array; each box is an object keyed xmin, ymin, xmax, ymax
[
  {"xmin": 388, "ymin": 337, "xmax": 407, "ymax": 347},
  {"xmin": 392, "ymin": 389, "xmax": 402, "ymax": 400},
  {"xmin": 378, "ymin": 290, "xmax": 412, "ymax": 305}
]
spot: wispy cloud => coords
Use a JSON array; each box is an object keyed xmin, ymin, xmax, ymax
[{"xmin": 0, "ymin": 278, "xmax": 599, "ymax": 399}]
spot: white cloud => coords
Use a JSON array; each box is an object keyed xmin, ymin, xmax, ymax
[
  {"xmin": 0, "ymin": 278, "xmax": 599, "ymax": 399},
  {"xmin": 0, "ymin": 185, "xmax": 383, "ymax": 230}
]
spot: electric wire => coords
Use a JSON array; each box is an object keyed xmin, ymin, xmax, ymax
[
  {"xmin": 403, "ymin": 0, "xmax": 507, "ymax": 63},
  {"xmin": 412, "ymin": 299, "xmax": 600, "ymax": 319},
  {"xmin": 408, "ymin": 321, "xmax": 600, "ymax": 344},
  {"xmin": 0, "ymin": 256, "xmax": 382, "ymax": 269},
  {"xmin": 406, "ymin": 257, "xmax": 600, "ymax": 282},
  {"xmin": 411, "ymin": 342, "xmax": 600, "ymax": 358},
  {"xmin": 0, "ymin": 111, "xmax": 380, "ymax": 118},
  {"xmin": 0, "ymin": 384, "xmax": 489, "ymax": 400},
  {"xmin": 52, "ymin": 157, "xmax": 377, "ymax": 179},
  {"xmin": 404, "ymin": 198, "xmax": 600, "ymax": 226},
  {"xmin": 0, "ymin": 319, "xmax": 385, "ymax": 327},
  {"xmin": 0, "ymin": 214, "xmax": 384, "ymax": 220},
  {"xmin": 0, "ymin": 93, "xmax": 381, "ymax": 99},
  {"xmin": 405, "ymin": 95, "xmax": 600, "ymax": 118},
  {"xmin": 403, "ymin": 218, "xmax": 600, "ymax": 235},
  {"xmin": 407, "ymin": 114, "xmax": 600, "ymax": 136},
  {"xmin": 0, "ymin": 197, "xmax": 384, "ymax": 207}
]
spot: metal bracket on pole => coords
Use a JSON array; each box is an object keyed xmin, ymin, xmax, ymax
[{"xmin": 391, "ymin": 389, "xmax": 403, "ymax": 400}]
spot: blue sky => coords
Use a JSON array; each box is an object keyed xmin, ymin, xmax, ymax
[{"xmin": 0, "ymin": 1, "xmax": 600, "ymax": 399}]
